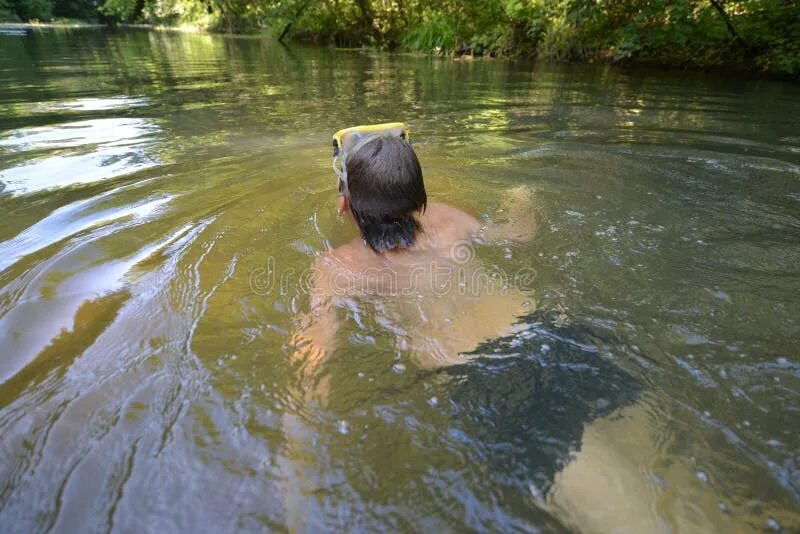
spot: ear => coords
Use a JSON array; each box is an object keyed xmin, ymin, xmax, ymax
[{"xmin": 337, "ymin": 195, "xmax": 348, "ymax": 216}]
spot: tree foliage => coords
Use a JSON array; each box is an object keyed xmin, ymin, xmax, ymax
[
  {"xmin": 4, "ymin": 0, "xmax": 52, "ymax": 20},
  {"xmin": 2, "ymin": 0, "xmax": 798, "ymax": 76}
]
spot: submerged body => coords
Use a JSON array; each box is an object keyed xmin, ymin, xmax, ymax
[{"xmin": 294, "ymin": 197, "xmax": 536, "ymax": 372}]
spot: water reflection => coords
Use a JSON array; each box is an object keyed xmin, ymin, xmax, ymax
[
  {"xmin": 4, "ymin": 96, "xmax": 149, "ymax": 116},
  {"xmin": 0, "ymin": 117, "xmax": 159, "ymax": 195},
  {"xmin": 0, "ymin": 218, "xmax": 186, "ymax": 383},
  {"xmin": 0, "ymin": 190, "xmax": 171, "ymax": 268},
  {"xmin": 437, "ymin": 312, "xmax": 642, "ymax": 529}
]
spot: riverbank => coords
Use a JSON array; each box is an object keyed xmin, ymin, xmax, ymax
[
  {"xmin": 0, "ymin": 21, "xmax": 269, "ymax": 35},
  {"xmin": 2, "ymin": 17, "xmax": 797, "ymax": 81},
  {"xmin": 0, "ymin": 21, "xmax": 104, "ymax": 29}
]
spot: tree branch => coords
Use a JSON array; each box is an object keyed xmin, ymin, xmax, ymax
[
  {"xmin": 278, "ymin": 0, "xmax": 314, "ymax": 43},
  {"xmin": 709, "ymin": 0, "xmax": 743, "ymax": 45}
]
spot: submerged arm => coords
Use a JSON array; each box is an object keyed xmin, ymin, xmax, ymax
[
  {"xmin": 290, "ymin": 257, "xmax": 340, "ymax": 380},
  {"xmin": 480, "ymin": 185, "xmax": 538, "ymax": 243}
]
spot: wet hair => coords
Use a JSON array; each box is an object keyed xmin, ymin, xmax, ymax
[{"xmin": 345, "ymin": 135, "xmax": 427, "ymax": 252}]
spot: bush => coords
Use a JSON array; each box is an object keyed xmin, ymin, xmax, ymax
[
  {"xmin": 1, "ymin": 0, "xmax": 19, "ymax": 20},
  {"xmin": 53, "ymin": 0, "xmax": 97, "ymax": 19},
  {"xmin": 4, "ymin": 0, "xmax": 798, "ymax": 76},
  {"xmin": 9, "ymin": 0, "xmax": 53, "ymax": 20},
  {"xmin": 403, "ymin": 12, "xmax": 459, "ymax": 53},
  {"xmin": 98, "ymin": 0, "xmax": 140, "ymax": 22}
]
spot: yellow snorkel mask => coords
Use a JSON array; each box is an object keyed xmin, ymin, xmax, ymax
[{"xmin": 332, "ymin": 122, "xmax": 409, "ymax": 196}]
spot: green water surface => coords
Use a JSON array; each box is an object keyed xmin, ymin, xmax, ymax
[{"xmin": 1, "ymin": 27, "xmax": 799, "ymax": 532}]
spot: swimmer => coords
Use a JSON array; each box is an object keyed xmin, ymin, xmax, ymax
[
  {"xmin": 281, "ymin": 124, "xmax": 538, "ymax": 525},
  {"xmin": 292, "ymin": 123, "xmax": 538, "ymax": 377}
]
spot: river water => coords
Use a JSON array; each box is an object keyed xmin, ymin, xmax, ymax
[{"xmin": 0, "ymin": 27, "xmax": 798, "ymax": 532}]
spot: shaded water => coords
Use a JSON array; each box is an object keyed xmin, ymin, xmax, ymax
[{"xmin": 1, "ymin": 28, "xmax": 799, "ymax": 532}]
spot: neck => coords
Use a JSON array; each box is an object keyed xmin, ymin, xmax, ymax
[{"xmin": 351, "ymin": 210, "xmax": 420, "ymax": 253}]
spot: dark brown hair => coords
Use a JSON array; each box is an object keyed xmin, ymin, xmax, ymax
[{"xmin": 345, "ymin": 136, "xmax": 427, "ymax": 252}]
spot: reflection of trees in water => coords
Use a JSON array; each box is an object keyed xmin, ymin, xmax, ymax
[
  {"xmin": 286, "ymin": 307, "xmax": 640, "ymax": 530},
  {"xmin": 445, "ymin": 308, "xmax": 640, "ymax": 503}
]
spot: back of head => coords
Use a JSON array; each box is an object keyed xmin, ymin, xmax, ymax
[{"xmin": 345, "ymin": 135, "xmax": 427, "ymax": 252}]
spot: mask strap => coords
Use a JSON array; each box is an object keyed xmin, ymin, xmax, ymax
[
  {"xmin": 333, "ymin": 130, "xmax": 402, "ymax": 196},
  {"xmin": 333, "ymin": 151, "xmax": 347, "ymax": 196}
]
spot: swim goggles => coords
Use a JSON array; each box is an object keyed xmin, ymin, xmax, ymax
[{"xmin": 332, "ymin": 122, "xmax": 409, "ymax": 195}]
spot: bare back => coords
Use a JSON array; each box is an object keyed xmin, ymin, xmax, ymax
[
  {"xmin": 325, "ymin": 202, "xmax": 481, "ymax": 272},
  {"xmin": 296, "ymin": 201, "xmax": 534, "ymax": 369}
]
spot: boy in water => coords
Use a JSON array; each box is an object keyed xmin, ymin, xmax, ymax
[
  {"xmin": 282, "ymin": 124, "xmax": 537, "ymax": 525},
  {"xmin": 293, "ymin": 123, "xmax": 536, "ymax": 374}
]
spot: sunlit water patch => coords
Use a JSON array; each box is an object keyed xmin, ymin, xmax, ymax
[{"xmin": 0, "ymin": 118, "xmax": 159, "ymax": 195}]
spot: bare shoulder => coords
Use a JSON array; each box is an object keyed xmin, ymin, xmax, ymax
[
  {"xmin": 321, "ymin": 237, "xmax": 379, "ymax": 273},
  {"xmin": 423, "ymin": 202, "xmax": 480, "ymax": 224},
  {"xmin": 420, "ymin": 202, "xmax": 481, "ymax": 240},
  {"xmin": 321, "ymin": 240, "xmax": 360, "ymax": 268}
]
